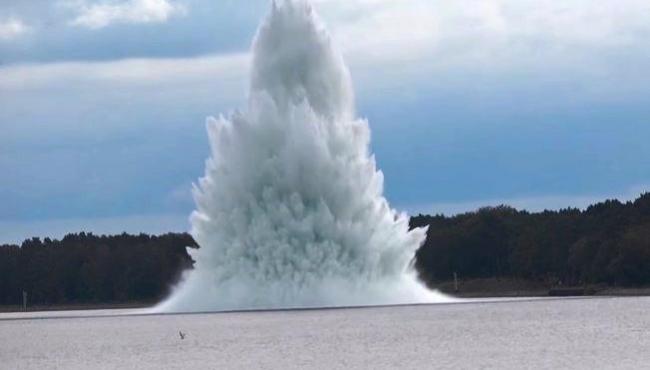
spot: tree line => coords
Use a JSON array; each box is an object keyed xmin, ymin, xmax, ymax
[
  {"xmin": 0, "ymin": 233, "xmax": 196, "ymax": 307},
  {"xmin": 411, "ymin": 193, "xmax": 650, "ymax": 287},
  {"xmin": 0, "ymin": 193, "xmax": 649, "ymax": 307}
]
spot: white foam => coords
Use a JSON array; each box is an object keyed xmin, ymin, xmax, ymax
[{"xmin": 157, "ymin": 0, "xmax": 450, "ymax": 312}]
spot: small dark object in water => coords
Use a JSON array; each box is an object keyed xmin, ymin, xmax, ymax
[{"xmin": 179, "ymin": 331, "xmax": 186, "ymax": 340}]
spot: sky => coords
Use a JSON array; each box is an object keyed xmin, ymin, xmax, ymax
[{"xmin": 1, "ymin": 0, "xmax": 650, "ymax": 243}]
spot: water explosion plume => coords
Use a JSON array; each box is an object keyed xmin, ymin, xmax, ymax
[{"xmin": 159, "ymin": 0, "xmax": 449, "ymax": 312}]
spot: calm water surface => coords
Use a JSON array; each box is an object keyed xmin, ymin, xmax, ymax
[{"xmin": 1, "ymin": 297, "xmax": 649, "ymax": 369}]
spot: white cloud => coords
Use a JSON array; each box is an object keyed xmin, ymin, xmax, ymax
[
  {"xmin": 67, "ymin": 0, "xmax": 187, "ymax": 29},
  {"xmin": 0, "ymin": 17, "xmax": 30, "ymax": 41},
  {"xmin": 1, "ymin": 0, "xmax": 649, "ymax": 130},
  {"xmin": 313, "ymin": 0, "xmax": 438, "ymax": 64},
  {"xmin": 0, "ymin": 52, "xmax": 248, "ymax": 91},
  {"xmin": 1, "ymin": 0, "xmax": 649, "ymax": 109},
  {"xmin": 313, "ymin": 0, "xmax": 650, "ymax": 68},
  {"xmin": 0, "ymin": 52, "xmax": 249, "ymax": 142},
  {"xmin": 305, "ymin": 0, "xmax": 650, "ymax": 104}
]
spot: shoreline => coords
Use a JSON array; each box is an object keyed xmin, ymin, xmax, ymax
[
  {"xmin": 0, "ymin": 302, "xmax": 155, "ymax": 313},
  {"xmin": 0, "ymin": 297, "xmax": 628, "ymax": 320},
  {"xmin": 3, "ymin": 282, "xmax": 650, "ymax": 313},
  {"xmin": 431, "ymin": 278, "xmax": 650, "ymax": 298}
]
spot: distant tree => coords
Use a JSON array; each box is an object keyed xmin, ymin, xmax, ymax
[
  {"xmin": 412, "ymin": 193, "xmax": 650, "ymax": 288},
  {"xmin": 2, "ymin": 193, "xmax": 650, "ymax": 307},
  {"xmin": 609, "ymin": 223, "xmax": 650, "ymax": 285},
  {"xmin": 0, "ymin": 232, "xmax": 196, "ymax": 306}
]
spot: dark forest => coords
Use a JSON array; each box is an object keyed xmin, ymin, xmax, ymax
[
  {"xmin": 412, "ymin": 193, "xmax": 650, "ymax": 288},
  {"xmin": 1, "ymin": 193, "xmax": 649, "ymax": 307},
  {"xmin": 0, "ymin": 233, "xmax": 196, "ymax": 307}
]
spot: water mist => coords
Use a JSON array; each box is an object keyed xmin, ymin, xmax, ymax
[{"xmin": 158, "ymin": 0, "xmax": 450, "ymax": 312}]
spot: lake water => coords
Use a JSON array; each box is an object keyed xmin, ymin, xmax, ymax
[{"xmin": 1, "ymin": 297, "xmax": 649, "ymax": 369}]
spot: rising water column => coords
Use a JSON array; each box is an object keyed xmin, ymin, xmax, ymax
[{"xmin": 158, "ymin": 0, "xmax": 449, "ymax": 312}]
